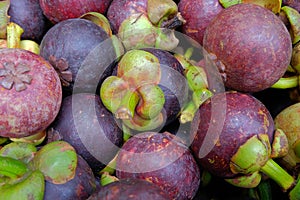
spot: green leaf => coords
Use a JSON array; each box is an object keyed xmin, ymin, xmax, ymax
[{"xmin": 29, "ymin": 141, "xmax": 77, "ymax": 184}]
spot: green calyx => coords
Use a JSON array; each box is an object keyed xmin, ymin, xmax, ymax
[
  {"xmin": 0, "ymin": 170, "xmax": 45, "ymax": 200},
  {"xmin": 270, "ymin": 129, "xmax": 289, "ymax": 158},
  {"xmin": 0, "ymin": 156, "xmax": 28, "ymax": 179},
  {"xmin": 136, "ymin": 84, "xmax": 165, "ymax": 119},
  {"xmin": 147, "ymin": 0, "xmax": 178, "ymax": 25},
  {"xmin": 122, "ymin": 112, "xmax": 165, "ymax": 132},
  {"xmin": 281, "ymin": 6, "xmax": 300, "ymax": 45},
  {"xmin": 118, "ymin": 14, "xmax": 157, "ymax": 50},
  {"xmin": 29, "ymin": 141, "xmax": 77, "ymax": 184},
  {"xmin": 0, "ymin": 142, "xmax": 37, "ymax": 164},
  {"xmin": 9, "ymin": 130, "xmax": 47, "ymax": 146},
  {"xmin": 225, "ymin": 171, "xmax": 262, "ymax": 188},
  {"xmin": 118, "ymin": 0, "xmax": 183, "ymax": 52},
  {"xmin": 100, "ymin": 49, "xmax": 166, "ymax": 132},
  {"xmin": 230, "ymin": 134, "xmax": 271, "ymax": 175},
  {"xmin": 231, "ymin": 134, "xmax": 295, "ymax": 191},
  {"xmin": 117, "ymin": 49, "xmax": 161, "ymax": 86}
]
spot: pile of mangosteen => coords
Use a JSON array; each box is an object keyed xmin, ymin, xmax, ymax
[{"xmin": 2, "ymin": 0, "xmax": 300, "ymax": 199}]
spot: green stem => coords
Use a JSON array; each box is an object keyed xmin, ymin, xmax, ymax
[
  {"xmin": 180, "ymin": 89, "xmax": 213, "ymax": 124},
  {"xmin": 260, "ymin": 159, "xmax": 294, "ymax": 191},
  {"xmin": 271, "ymin": 76, "xmax": 298, "ymax": 89},
  {"xmin": 180, "ymin": 101, "xmax": 197, "ymax": 124}
]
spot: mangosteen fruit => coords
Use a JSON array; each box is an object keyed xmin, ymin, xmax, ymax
[
  {"xmin": 203, "ymin": 3, "xmax": 292, "ymax": 93},
  {"xmin": 178, "ymin": 0, "xmax": 224, "ymax": 45},
  {"xmin": 115, "ymin": 131, "xmax": 200, "ymax": 200},
  {"xmin": 44, "ymin": 155, "xmax": 96, "ymax": 200},
  {"xmin": 0, "ymin": 48, "xmax": 62, "ymax": 138},
  {"xmin": 8, "ymin": 0, "xmax": 50, "ymax": 43},
  {"xmin": 47, "ymin": 93, "xmax": 123, "ymax": 174},
  {"xmin": 39, "ymin": 18, "xmax": 115, "ymax": 96},
  {"xmin": 190, "ymin": 91, "xmax": 294, "ymax": 190},
  {"xmin": 88, "ymin": 178, "xmax": 171, "ymax": 200},
  {"xmin": 39, "ymin": 0, "xmax": 113, "ymax": 24}
]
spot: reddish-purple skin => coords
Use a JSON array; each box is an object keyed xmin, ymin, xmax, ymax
[
  {"xmin": 9, "ymin": 0, "xmax": 49, "ymax": 43},
  {"xmin": 190, "ymin": 91, "xmax": 275, "ymax": 178},
  {"xmin": 107, "ymin": 0, "xmax": 148, "ymax": 33},
  {"xmin": 116, "ymin": 131, "xmax": 200, "ymax": 200},
  {"xmin": 44, "ymin": 155, "xmax": 96, "ymax": 200},
  {"xmin": 203, "ymin": 3, "xmax": 292, "ymax": 93},
  {"xmin": 0, "ymin": 48, "xmax": 62, "ymax": 138},
  {"xmin": 88, "ymin": 178, "xmax": 171, "ymax": 200},
  {"xmin": 39, "ymin": 0, "xmax": 113, "ymax": 24},
  {"xmin": 178, "ymin": 0, "xmax": 224, "ymax": 45}
]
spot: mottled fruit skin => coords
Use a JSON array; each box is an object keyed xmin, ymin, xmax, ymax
[
  {"xmin": 107, "ymin": 0, "xmax": 147, "ymax": 33},
  {"xmin": 178, "ymin": 0, "xmax": 223, "ymax": 45},
  {"xmin": 40, "ymin": 18, "xmax": 111, "ymax": 96},
  {"xmin": 116, "ymin": 131, "xmax": 200, "ymax": 200},
  {"xmin": 47, "ymin": 93, "xmax": 123, "ymax": 174},
  {"xmin": 44, "ymin": 155, "xmax": 96, "ymax": 200},
  {"xmin": 203, "ymin": 3, "xmax": 292, "ymax": 93},
  {"xmin": 0, "ymin": 48, "xmax": 62, "ymax": 138},
  {"xmin": 9, "ymin": 0, "xmax": 50, "ymax": 43},
  {"xmin": 88, "ymin": 178, "xmax": 171, "ymax": 200},
  {"xmin": 39, "ymin": 0, "xmax": 113, "ymax": 24},
  {"xmin": 190, "ymin": 91, "xmax": 275, "ymax": 178}
]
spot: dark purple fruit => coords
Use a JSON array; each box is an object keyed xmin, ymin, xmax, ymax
[
  {"xmin": 88, "ymin": 178, "xmax": 171, "ymax": 200},
  {"xmin": 115, "ymin": 131, "xmax": 200, "ymax": 200},
  {"xmin": 39, "ymin": 0, "xmax": 113, "ymax": 24},
  {"xmin": 190, "ymin": 91, "xmax": 274, "ymax": 178},
  {"xmin": 203, "ymin": 3, "xmax": 292, "ymax": 92},
  {"xmin": 178, "ymin": 0, "xmax": 224, "ymax": 45},
  {"xmin": 8, "ymin": 0, "xmax": 50, "ymax": 43},
  {"xmin": 47, "ymin": 93, "xmax": 123, "ymax": 174},
  {"xmin": 44, "ymin": 155, "xmax": 96, "ymax": 200},
  {"xmin": 0, "ymin": 48, "xmax": 62, "ymax": 138},
  {"xmin": 39, "ymin": 18, "xmax": 113, "ymax": 96}
]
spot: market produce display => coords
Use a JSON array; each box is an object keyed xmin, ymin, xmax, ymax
[{"xmin": 2, "ymin": 0, "xmax": 300, "ymax": 199}]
